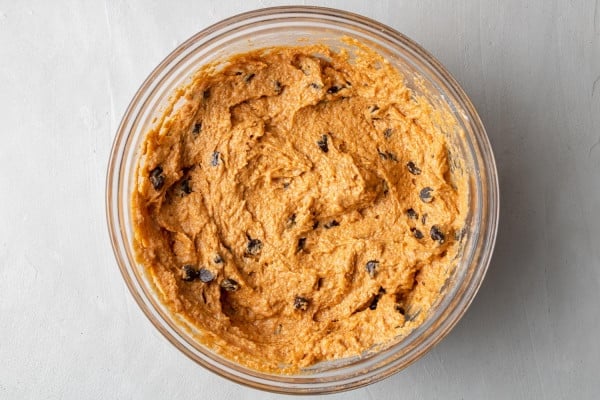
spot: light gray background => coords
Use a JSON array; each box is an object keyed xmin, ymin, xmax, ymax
[{"xmin": 1, "ymin": 0, "xmax": 599, "ymax": 398}]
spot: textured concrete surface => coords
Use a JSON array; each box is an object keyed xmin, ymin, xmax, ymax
[{"xmin": 1, "ymin": 1, "xmax": 599, "ymax": 398}]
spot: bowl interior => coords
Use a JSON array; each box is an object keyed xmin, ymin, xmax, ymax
[{"xmin": 107, "ymin": 6, "xmax": 497, "ymax": 394}]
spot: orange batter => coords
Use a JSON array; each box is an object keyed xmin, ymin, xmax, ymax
[{"xmin": 132, "ymin": 42, "xmax": 466, "ymax": 372}]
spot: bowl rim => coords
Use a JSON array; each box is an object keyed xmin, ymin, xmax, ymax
[{"xmin": 106, "ymin": 5, "xmax": 499, "ymax": 394}]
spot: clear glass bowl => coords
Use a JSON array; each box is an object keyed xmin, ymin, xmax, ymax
[{"xmin": 106, "ymin": 6, "xmax": 499, "ymax": 394}]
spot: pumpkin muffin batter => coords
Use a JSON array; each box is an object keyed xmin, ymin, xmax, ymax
[{"xmin": 132, "ymin": 42, "xmax": 467, "ymax": 372}]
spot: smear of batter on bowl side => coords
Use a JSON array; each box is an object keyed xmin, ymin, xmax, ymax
[{"xmin": 132, "ymin": 40, "xmax": 467, "ymax": 373}]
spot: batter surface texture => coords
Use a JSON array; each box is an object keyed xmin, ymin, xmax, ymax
[{"xmin": 132, "ymin": 43, "xmax": 466, "ymax": 372}]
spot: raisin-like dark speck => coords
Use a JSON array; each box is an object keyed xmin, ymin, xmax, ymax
[
  {"xmin": 419, "ymin": 187, "xmax": 433, "ymax": 203},
  {"xmin": 312, "ymin": 221, "xmax": 319, "ymax": 229},
  {"xmin": 274, "ymin": 80, "xmax": 282, "ymax": 94},
  {"xmin": 203, "ymin": 89, "xmax": 211, "ymax": 99},
  {"xmin": 369, "ymin": 297, "xmax": 380, "ymax": 310},
  {"xmin": 317, "ymin": 134, "xmax": 329, "ymax": 153},
  {"xmin": 406, "ymin": 208, "xmax": 418, "ymax": 219},
  {"xmin": 244, "ymin": 73, "xmax": 255, "ymax": 83},
  {"xmin": 293, "ymin": 296, "xmax": 309, "ymax": 311},
  {"xmin": 324, "ymin": 220, "xmax": 339, "ymax": 229},
  {"xmin": 377, "ymin": 149, "xmax": 397, "ymax": 162},
  {"xmin": 411, "ymin": 227, "xmax": 424, "ymax": 239},
  {"xmin": 430, "ymin": 225, "xmax": 445, "ymax": 244},
  {"xmin": 192, "ymin": 122, "xmax": 202, "ymax": 136},
  {"xmin": 369, "ymin": 287, "xmax": 386, "ymax": 310},
  {"xmin": 310, "ymin": 83, "xmax": 321, "ymax": 89},
  {"xmin": 247, "ymin": 237, "xmax": 263, "ymax": 256},
  {"xmin": 407, "ymin": 161, "xmax": 421, "ymax": 175},
  {"xmin": 221, "ymin": 278, "xmax": 240, "ymax": 292},
  {"xmin": 384, "ymin": 128, "xmax": 393, "ymax": 138},
  {"xmin": 395, "ymin": 305, "xmax": 406, "ymax": 315},
  {"xmin": 365, "ymin": 260, "xmax": 379, "ymax": 278},
  {"xmin": 180, "ymin": 177, "xmax": 192, "ymax": 195},
  {"xmin": 182, "ymin": 265, "xmax": 199, "ymax": 282},
  {"xmin": 149, "ymin": 166, "xmax": 165, "ymax": 190},
  {"xmin": 211, "ymin": 151, "xmax": 220, "ymax": 167},
  {"xmin": 198, "ymin": 267, "xmax": 215, "ymax": 283},
  {"xmin": 213, "ymin": 254, "xmax": 223, "ymax": 264},
  {"xmin": 327, "ymin": 86, "xmax": 340, "ymax": 94},
  {"xmin": 286, "ymin": 213, "xmax": 296, "ymax": 229},
  {"xmin": 369, "ymin": 105, "xmax": 380, "ymax": 113},
  {"xmin": 297, "ymin": 237, "xmax": 306, "ymax": 252}
]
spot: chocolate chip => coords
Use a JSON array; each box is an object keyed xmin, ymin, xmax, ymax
[
  {"xmin": 317, "ymin": 134, "xmax": 329, "ymax": 153},
  {"xmin": 213, "ymin": 254, "xmax": 223, "ymax": 264},
  {"xmin": 203, "ymin": 89, "xmax": 211, "ymax": 99},
  {"xmin": 182, "ymin": 265, "xmax": 199, "ymax": 281},
  {"xmin": 365, "ymin": 260, "xmax": 379, "ymax": 278},
  {"xmin": 286, "ymin": 213, "xmax": 296, "ymax": 229},
  {"xmin": 384, "ymin": 128, "xmax": 393, "ymax": 138},
  {"xmin": 421, "ymin": 213, "xmax": 428, "ymax": 225},
  {"xmin": 274, "ymin": 80, "xmax": 282, "ymax": 94},
  {"xmin": 369, "ymin": 287, "xmax": 386, "ymax": 310},
  {"xmin": 297, "ymin": 237, "xmax": 306, "ymax": 252},
  {"xmin": 430, "ymin": 225, "xmax": 445, "ymax": 244},
  {"xmin": 246, "ymin": 237, "xmax": 263, "ymax": 256},
  {"xmin": 395, "ymin": 305, "xmax": 406, "ymax": 315},
  {"xmin": 198, "ymin": 268, "xmax": 215, "ymax": 283},
  {"xmin": 410, "ymin": 227, "xmax": 424, "ymax": 239},
  {"xmin": 220, "ymin": 278, "xmax": 240, "ymax": 292},
  {"xmin": 180, "ymin": 177, "xmax": 192, "ymax": 195},
  {"xmin": 149, "ymin": 166, "xmax": 165, "ymax": 190},
  {"xmin": 324, "ymin": 220, "xmax": 339, "ymax": 229},
  {"xmin": 419, "ymin": 187, "xmax": 433, "ymax": 203},
  {"xmin": 369, "ymin": 297, "xmax": 380, "ymax": 310},
  {"xmin": 378, "ymin": 149, "xmax": 397, "ymax": 161},
  {"xmin": 326, "ymin": 86, "xmax": 340, "ymax": 94},
  {"xmin": 316, "ymin": 277, "xmax": 324, "ymax": 290},
  {"xmin": 406, "ymin": 208, "xmax": 418, "ymax": 219},
  {"xmin": 192, "ymin": 122, "xmax": 202, "ymax": 136},
  {"xmin": 244, "ymin": 73, "xmax": 255, "ymax": 83},
  {"xmin": 312, "ymin": 221, "xmax": 319, "ymax": 229},
  {"xmin": 211, "ymin": 151, "xmax": 220, "ymax": 167},
  {"xmin": 407, "ymin": 161, "xmax": 421, "ymax": 175},
  {"xmin": 293, "ymin": 296, "xmax": 309, "ymax": 311}
]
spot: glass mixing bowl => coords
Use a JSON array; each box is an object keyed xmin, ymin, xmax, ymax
[{"xmin": 106, "ymin": 6, "xmax": 499, "ymax": 394}]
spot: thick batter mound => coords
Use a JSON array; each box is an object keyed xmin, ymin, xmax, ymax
[{"xmin": 132, "ymin": 43, "xmax": 466, "ymax": 372}]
